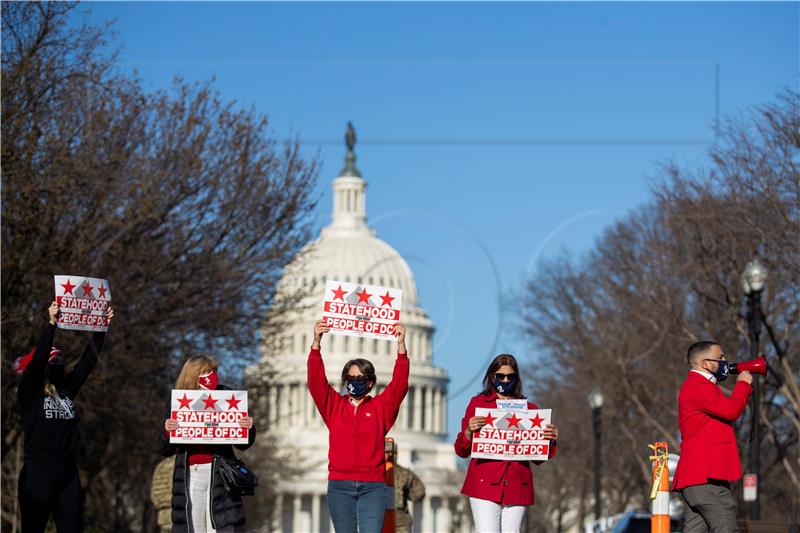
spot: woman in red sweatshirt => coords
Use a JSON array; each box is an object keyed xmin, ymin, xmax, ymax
[
  {"xmin": 454, "ymin": 354, "xmax": 559, "ymax": 533},
  {"xmin": 307, "ymin": 319, "xmax": 409, "ymax": 533}
]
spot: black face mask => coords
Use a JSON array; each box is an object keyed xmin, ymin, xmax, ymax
[
  {"xmin": 493, "ymin": 376, "xmax": 518, "ymax": 395},
  {"xmin": 708, "ymin": 360, "xmax": 730, "ymax": 382},
  {"xmin": 47, "ymin": 364, "xmax": 64, "ymax": 384},
  {"xmin": 346, "ymin": 379, "xmax": 371, "ymax": 398}
]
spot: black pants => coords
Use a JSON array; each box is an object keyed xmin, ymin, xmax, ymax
[{"xmin": 18, "ymin": 460, "xmax": 82, "ymax": 533}]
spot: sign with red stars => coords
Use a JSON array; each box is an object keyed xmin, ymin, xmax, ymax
[
  {"xmin": 471, "ymin": 407, "xmax": 553, "ymax": 461},
  {"xmin": 169, "ymin": 389, "xmax": 249, "ymax": 444},
  {"xmin": 322, "ymin": 279, "xmax": 403, "ymax": 341},
  {"xmin": 54, "ymin": 275, "xmax": 112, "ymax": 333}
]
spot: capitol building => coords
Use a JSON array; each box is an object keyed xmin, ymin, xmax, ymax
[{"xmin": 245, "ymin": 127, "xmax": 471, "ymax": 532}]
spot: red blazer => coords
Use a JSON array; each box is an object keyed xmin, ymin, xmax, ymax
[
  {"xmin": 672, "ymin": 371, "xmax": 752, "ymax": 490},
  {"xmin": 454, "ymin": 392, "xmax": 556, "ymax": 506},
  {"xmin": 307, "ymin": 348, "xmax": 409, "ymax": 482}
]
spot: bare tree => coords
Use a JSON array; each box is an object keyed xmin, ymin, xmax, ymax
[
  {"xmin": 519, "ymin": 90, "xmax": 799, "ymax": 527},
  {"xmin": 2, "ymin": 3, "xmax": 318, "ymax": 530}
]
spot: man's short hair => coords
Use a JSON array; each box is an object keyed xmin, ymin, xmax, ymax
[{"xmin": 687, "ymin": 341, "xmax": 720, "ymax": 365}]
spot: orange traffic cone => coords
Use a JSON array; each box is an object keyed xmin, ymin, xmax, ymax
[{"xmin": 649, "ymin": 442, "xmax": 670, "ymax": 533}]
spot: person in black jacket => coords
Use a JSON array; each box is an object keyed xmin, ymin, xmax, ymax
[
  {"xmin": 16, "ymin": 300, "xmax": 113, "ymax": 533},
  {"xmin": 158, "ymin": 356, "xmax": 256, "ymax": 533}
]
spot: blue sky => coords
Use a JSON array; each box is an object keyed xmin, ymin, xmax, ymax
[{"xmin": 75, "ymin": 1, "xmax": 798, "ymax": 436}]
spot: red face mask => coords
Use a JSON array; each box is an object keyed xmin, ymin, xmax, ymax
[{"xmin": 198, "ymin": 370, "xmax": 218, "ymax": 390}]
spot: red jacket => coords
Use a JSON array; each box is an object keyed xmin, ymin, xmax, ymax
[
  {"xmin": 672, "ymin": 371, "xmax": 752, "ymax": 490},
  {"xmin": 454, "ymin": 392, "xmax": 556, "ymax": 505},
  {"xmin": 307, "ymin": 347, "xmax": 409, "ymax": 482}
]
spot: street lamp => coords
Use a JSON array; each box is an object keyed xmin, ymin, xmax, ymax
[
  {"xmin": 588, "ymin": 390, "xmax": 604, "ymax": 526},
  {"xmin": 741, "ymin": 257, "xmax": 767, "ymax": 520}
]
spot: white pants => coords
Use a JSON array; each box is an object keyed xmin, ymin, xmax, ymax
[
  {"xmin": 188, "ymin": 463, "xmax": 234, "ymax": 533},
  {"xmin": 469, "ymin": 497, "xmax": 526, "ymax": 533}
]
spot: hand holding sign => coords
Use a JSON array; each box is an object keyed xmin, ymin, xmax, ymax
[
  {"xmin": 312, "ymin": 320, "xmax": 330, "ymax": 350},
  {"xmin": 48, "ymin": 301, "xmax": 58, "ymax": 325},
  {"xmin": 466, "ymin": 415, "xmax": 487, "ymax": 439},
  {"xmin": 393, "ymin": 323, "xmax": 407, "ymax": 354}
]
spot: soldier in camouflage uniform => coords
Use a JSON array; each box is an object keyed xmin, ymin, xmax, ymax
[
  {"xmin": 394, "ymin": 463, "xmax": 426, "ymax": 533},
  {"xmin": 150, "ymin": 457, "xmax": 174, "ymax": 533}
]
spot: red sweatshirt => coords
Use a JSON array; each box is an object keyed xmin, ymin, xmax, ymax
[{"xmin": 307, "ymin": 347, "xmax": 409, "ymax": 482}]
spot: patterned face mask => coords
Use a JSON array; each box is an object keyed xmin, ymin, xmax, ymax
[
  {"xmin": 346, "ymin": 378, "xmax": 371, "ymax": 398},
  {"xmin": 493, "ymin": 376, "xmax": 518, "ymax": 395},
  {"xmin": 707, "ymin": 360, "xmax": 730, "ymax": 382},
  {"xmin": 198, "ymin": 370, "xmax": 218, "ymax": 390}
]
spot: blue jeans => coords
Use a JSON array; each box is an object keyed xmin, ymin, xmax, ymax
[{"xmin": 327, "ymin": 479, "xmax": 387, "ymax": 533}]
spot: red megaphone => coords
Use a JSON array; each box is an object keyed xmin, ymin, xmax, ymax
[{"xmin": 728, "ymin": 356, "xmax": 767, "ymax": 376}]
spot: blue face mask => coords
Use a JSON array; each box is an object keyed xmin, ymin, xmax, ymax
[
  {"xmin": 346, "ymin": 379, "xmax": 371, "ymax": 398},
  {"xmin": 709, "ymin": 360, "xmax": 730, "ymax": 382},
  {"xmin": 493, "ymin": 377, "xmax": 517, "ymax": 395}
]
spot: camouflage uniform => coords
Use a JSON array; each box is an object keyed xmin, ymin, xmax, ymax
[
  {"xmin": 394, "ymin": 464, "xmax": 425, "ymax": 533},
  {"xmin": 150, "ymin": 457, "xmax": 174, "ymax": 533}
]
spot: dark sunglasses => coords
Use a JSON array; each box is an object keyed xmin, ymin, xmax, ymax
[
  {"xmin": 494, "ymin": 372, "xmax": 517, "ymax": 382},
  {"xmin": 703, "ymin": 354, "xmax": 727, "ymax": 363},
  {"xmin": 347, "ymin": 375, "xmax": 368, "ymax": 382}
]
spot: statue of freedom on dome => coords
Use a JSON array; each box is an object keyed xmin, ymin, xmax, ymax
[{"xmin": 346, "ymin": 121, "xmax": 356, "ymax": 153}]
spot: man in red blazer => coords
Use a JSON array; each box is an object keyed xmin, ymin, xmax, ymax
[{"xmin": 672, "ymin": 341, "xmax": 753, "ymax": 532}]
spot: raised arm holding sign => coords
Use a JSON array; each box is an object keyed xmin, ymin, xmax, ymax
[
  {"xmin": 307, "ymin": 318, "xmax": 409, "ymax": 533},
  {"xmin": 15, "ymin": 299, "xmax": 113, "ymax": 532}
]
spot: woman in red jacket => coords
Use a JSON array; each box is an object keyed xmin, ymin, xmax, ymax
[
  {"xmin": 307, "ymin": 319, "xmax": 408, "ymax": 533},
  {"xmin": 454, "ymin": 354, "xmax": 558, "ymax": 533}
]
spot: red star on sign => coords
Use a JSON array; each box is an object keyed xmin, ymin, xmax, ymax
[
  {"xmin": 177, "ymin": 393, "xmax": 192, "ymax": 410},
  {"xmin": 97, "ymin": 285, "xmax": 107, "ymax": 299},
  {"xmin": 483, "ymin": 412, "xmax": 496, "ymax": 427},
  {"xmin": 331, "ymin": 285, "xmax": 346, "ymax": 301},
  {"xmin": 61, "ymin": 279, "xmax": 76, "ymax": 295},
  {"xmin": 379, "ymin": 291, "xmax": 395, "ymax": 307},
  {"xmin": 507, "ymin": 413, "xmax": 522, "ymax": 428},
  {"xmin": 529, "ymin": 413, "xmax": 544, "ymax": 428},
  {"xmin": 356, "ymin": 288, "xmax": 372, "ymax": 304},
  {"xmin": 202, "ymin": 394, "xmax": 218, "ymax": 410},
  {"xmin": 81, "ymin": 282, "xmax": 94, "ymax": 297},
  {"xmin": 226, "ymin": 394, "xmax": 241, "ymax": 410}
]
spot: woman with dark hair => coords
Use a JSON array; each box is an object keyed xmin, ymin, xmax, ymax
[
  {"xmin": 16, "ymin": 300, "xmax": 113, "ymax": 533},
  {"xmin": 158, "ymin": 356, "xmax": 256, "ymax": 533},
  {"xmin": 307, "ymin": 319, "xmax": 408, "ymax": 533},
  {"xmin": 454, "ymin": 354, "xmax": 559, "ymax": 533}
]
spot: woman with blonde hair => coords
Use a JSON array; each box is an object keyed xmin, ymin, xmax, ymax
[{"xmin": 158, "ymin": 356, "xmax": 256, "ymax": 533}]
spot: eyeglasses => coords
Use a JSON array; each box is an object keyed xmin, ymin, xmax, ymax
[
  {"xmin": 703, "ymin": 354, "xmax": 727, "ymax": 363},
  {"xmin": 494, "ymin": 372, "xmax": 517, "ymax": 382},
  {"xmin": 348, "ymin": 375, "xmax": 368, "ymax": 382}
]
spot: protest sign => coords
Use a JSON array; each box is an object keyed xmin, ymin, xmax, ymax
[
  {"xmin": 471, "ymin": 407, "xmax": 552, "ymax": 461},
  {"xmin": 54, "ymin": 275, "xmax": 112, "ymax": 332},
  {"xmin": 322, "ymin": 279, "xmax": 402, "ymax": 341},
  {"xmin": 495, "ymin": 399, "xmax": 529, "ymax": 411},
  {"xmin": 169, "ymin": 389, "xmax": 249, "ymax": 444}
]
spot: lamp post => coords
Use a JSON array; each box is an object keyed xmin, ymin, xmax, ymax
[
  {"xmin": 588, "ymin": 390, "xmax": 604, "ymax": 527},
  {"xmin": 742, "ymin": 257, "xmax": 767, "ymax": 521}
]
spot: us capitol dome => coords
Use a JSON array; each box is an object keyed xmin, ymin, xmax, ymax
[{"xmin": 245, "ymin": 125, "xmax": 470, "ymax": 532}]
